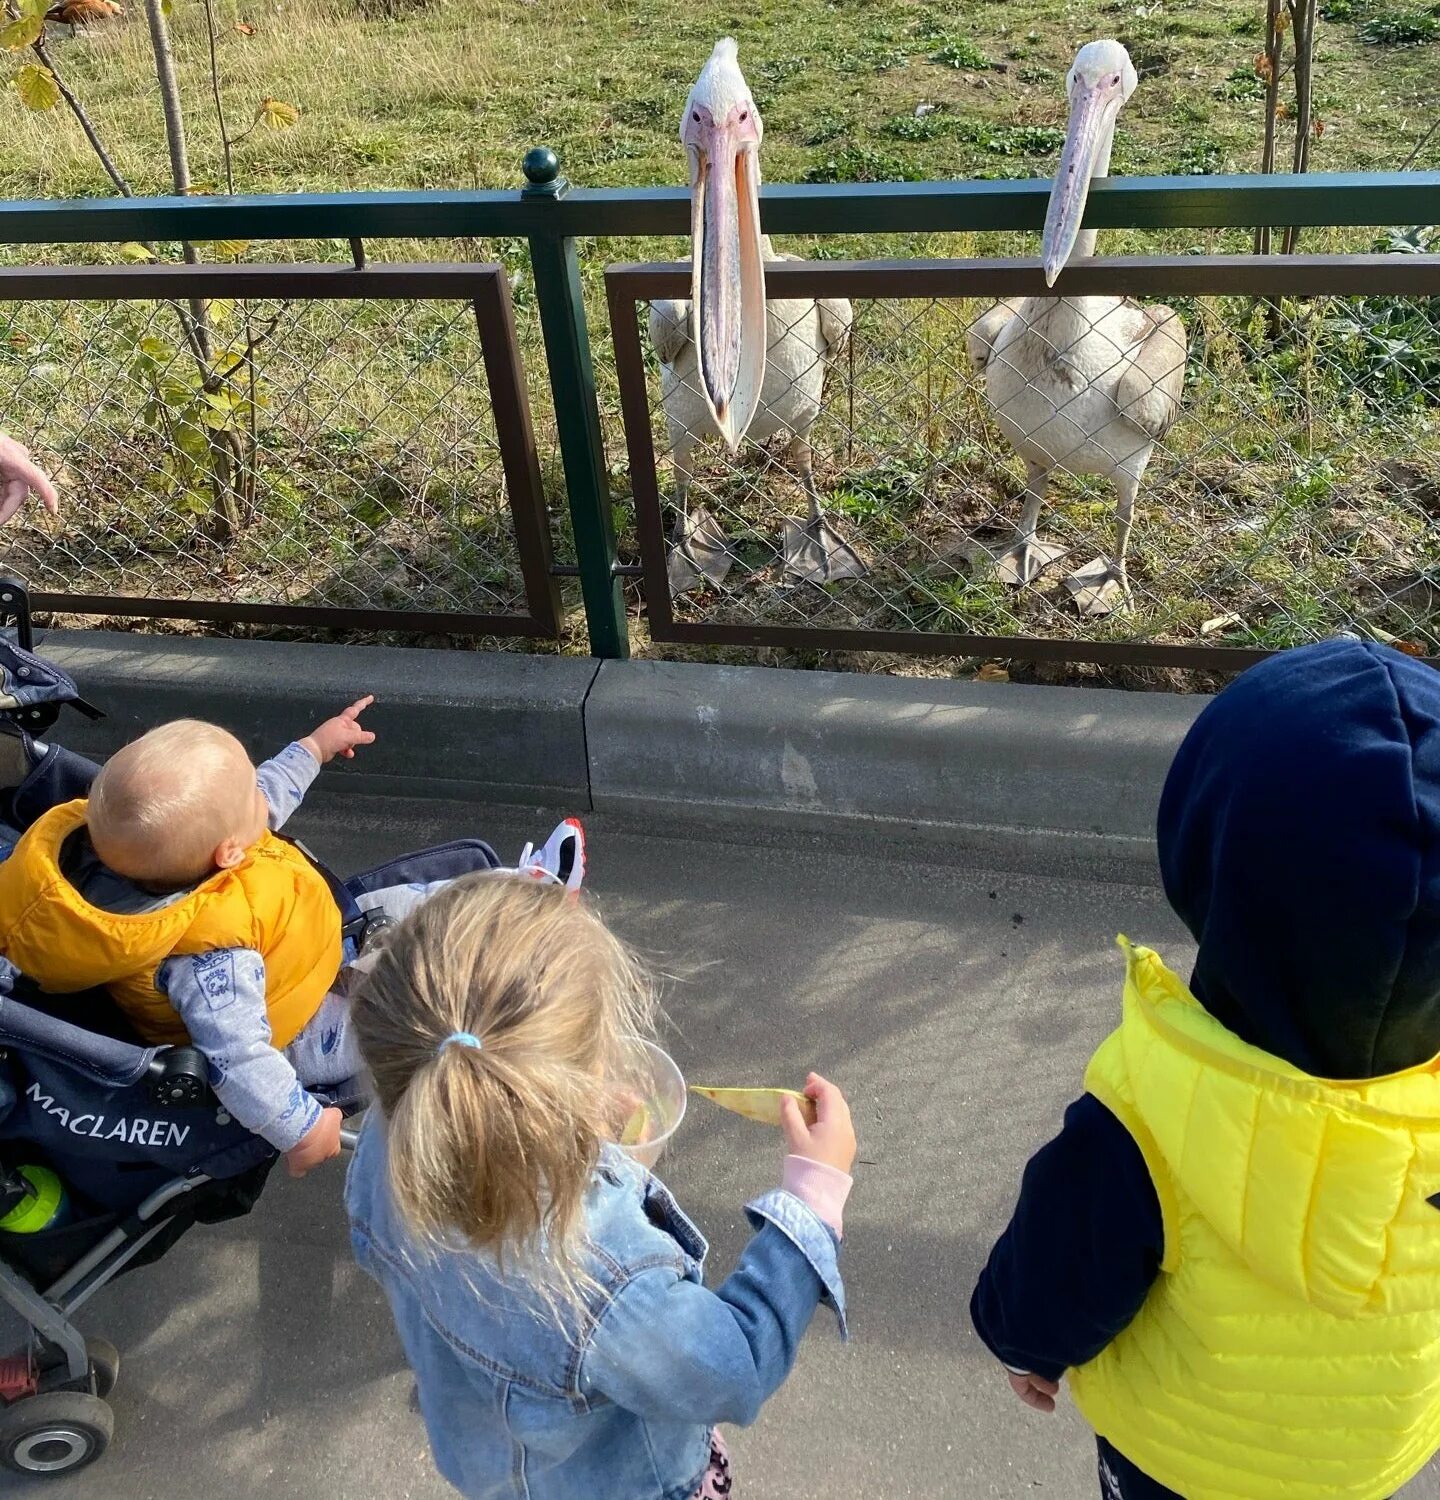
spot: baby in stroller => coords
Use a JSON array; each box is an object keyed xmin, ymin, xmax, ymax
[
  {"xmin": 0, "ymin": 698, "xmax": 585, "ymax": 1179},
  {"xmin": 0, "ymin": 594, "xmax": 584, "ymax": 1477}
]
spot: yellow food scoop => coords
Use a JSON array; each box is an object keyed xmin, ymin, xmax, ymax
[{"xmin": 690, "ymin": 1086, "xmax": 817, "ymax": 1127}]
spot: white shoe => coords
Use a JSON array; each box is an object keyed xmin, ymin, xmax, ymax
[{"xmin": 515, "ymin": 817, "xmax": 586, "ymax": 892}]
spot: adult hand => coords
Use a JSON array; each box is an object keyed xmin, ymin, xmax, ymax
[{"xmin": 0, "ymin": 433, "xmax": 59, "ymax": 524}]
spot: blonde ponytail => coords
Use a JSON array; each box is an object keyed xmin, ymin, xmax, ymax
[{"xmin": 350, "ymin": 876, "xmax": 657, "ymax": 1291}]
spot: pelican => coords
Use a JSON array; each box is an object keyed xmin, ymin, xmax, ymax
[
  {"xmin": 967, "ymin": 39, "xmax": 1187, "ymax": 616},
  {"xmin": 650, "ymin": 38, "xmax": 864, "ymax": 593}
]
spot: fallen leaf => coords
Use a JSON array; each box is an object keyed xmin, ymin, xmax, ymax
[
  {"xmin": 975, "ymin": 661, "xmax": 1010, "ymax": 682},
  {"xmin": 1199, "ymin": 612, "xmax": 1241, "ymax": 635},
  {"xmin": 1312, "ymin": 116, "xmax": 1325, "ymax": 137},
  {"xmin": 232, "ymin": 19, "xmax": 255, "ymax": 32},
  {"xmin": 1395, "ymin": 640, "xmax": 1426, "ymax": 657},
  {"xmin": 118, "ymin": 241, "xmax": 155, "ymax": 263}
]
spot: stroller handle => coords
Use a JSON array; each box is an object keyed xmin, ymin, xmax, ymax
[{"xmin": 339, "ymin": 1127, "xmax": 361, "ymax": 1152}]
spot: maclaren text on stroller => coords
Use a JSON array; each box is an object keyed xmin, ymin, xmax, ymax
[{"xmin": 0, "ymin": 583, "xmax": 501, "ymax": 1478}]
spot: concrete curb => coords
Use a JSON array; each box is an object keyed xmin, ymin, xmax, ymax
[
  {"xmin": 585, "ymin": 658, "xmax": 1204, "ymax": 873},
  {"xmin": 33, "ymin": 630, "xmax": 1209, "ymax": 873},
  {"xmin": 38, "ymin": 632, "xmax": 599, "ymax": 808}
]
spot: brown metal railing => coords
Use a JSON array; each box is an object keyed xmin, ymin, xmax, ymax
[
  {"xmin": 608, "ymin": 254, "xmax": 1440, "ymax": 670},
  {"xmin": 0, "ymin": 263, "xmax": 559, "ymax": 639}
]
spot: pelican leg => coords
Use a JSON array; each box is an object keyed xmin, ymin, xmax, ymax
[
  {"xmin": 987, "ymin": 462, "xmax": 1069, "ymax": 586},
  {"xmin": 781, "ymin": 433, "xmax": 866, "ymax": 584},
  {"xmin": 666, "ymin": 441, "xmax": 733, "ymax": 595},
  {"xmin": 1065, "ymin": 472, "xmax": 1137, "ymax": 618}
]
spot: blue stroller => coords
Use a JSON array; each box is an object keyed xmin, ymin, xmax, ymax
[{"xmin": 0, "ymin": 583, "xmax": 502, "ymax": 1478}]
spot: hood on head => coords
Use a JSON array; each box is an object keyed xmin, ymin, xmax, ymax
[{"xmin": 1159, "ymin": 638, "xmax": 1440, "ymax": 1080}]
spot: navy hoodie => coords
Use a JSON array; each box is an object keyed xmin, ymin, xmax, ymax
[{"xmin": 970, "ymin": 639, "xmax": 1440, "ymax": 1383}]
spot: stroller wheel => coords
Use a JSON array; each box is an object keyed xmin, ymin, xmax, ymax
[
  {"xmin": 0, "ymin": 1390, "xmax": 113, "ymax": 1475},
  {"xmin": 86, "ymin": 1338, "xmax": 120, "ymax": 1399}
]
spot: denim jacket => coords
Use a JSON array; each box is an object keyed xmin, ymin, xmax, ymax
[{"xmin": 346, "ymin": 1118, "xmax": 847, "ymax": 1500}]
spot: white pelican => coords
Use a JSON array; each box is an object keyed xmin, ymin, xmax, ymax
[
  {"xmin": 649, "ymin": 38, "xmax": 863, "ymax": 593},
  {"xmin": 967, "ymin": 39, "xmax": 1188, "ymax": 615}
]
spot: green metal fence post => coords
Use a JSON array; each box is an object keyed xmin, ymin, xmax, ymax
[{"xmin": 522, "ymin": 146, "xmax": 628, "ymax": 660}]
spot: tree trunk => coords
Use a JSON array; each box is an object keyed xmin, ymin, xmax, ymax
[
  {"xmin": 140, "ymin": 0, "xmax": 242, "ymax": 543},
  {"xmin": 1282, "ymin": 0, "xmax": 1317, "ymax": 254},
  {"xmin": 1255, "ymin": 0, "xmax": 1284, "ymax": 256}
]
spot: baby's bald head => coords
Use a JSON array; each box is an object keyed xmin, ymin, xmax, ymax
[{"xmin": 88, "ymin": 720, "xmax": 266, "ymax": 887}]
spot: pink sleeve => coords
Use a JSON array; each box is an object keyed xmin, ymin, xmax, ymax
[{"xmin": 781, "ymin": 1155, "xmax": 853, "ymax": 1237}]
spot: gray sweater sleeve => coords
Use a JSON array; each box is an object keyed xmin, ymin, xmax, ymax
[
  {"xmin": 255, "ymin": 742, "xmax": 321, "ymax": 831},
  {"xmin": 157, "ymin": 950, "xmax": 322, "ymax": 1152}
]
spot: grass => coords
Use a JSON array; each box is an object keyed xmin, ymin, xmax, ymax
[
  {"xmin": 0, "ymin": 0, "xmax": 1437, "ymax": 678},
  {"xmin": 1, "ymin": 0, "xmax": 1435, "ymax": 210}
]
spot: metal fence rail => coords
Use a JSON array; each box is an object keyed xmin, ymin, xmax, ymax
[
  {"xmin": 0, "ymin": 264, "xmax": 558, "ymax": 636},
  {"xmin": 609, "ymin": 255, "xmax": 1440, "ymax": 670},
  {"xmin": 0, "ymin": 165, "xmax": 1437, "ymax": 662}
]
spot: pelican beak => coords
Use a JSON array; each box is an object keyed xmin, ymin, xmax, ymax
[
  {"xmin": 688, "ymin": 106, "xmax": 765, "ymax": 452},
  {"xmin": 1041, "ymin": 76, "xmax": 1122, "ymax": 287}
]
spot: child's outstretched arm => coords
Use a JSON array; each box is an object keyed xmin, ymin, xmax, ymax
[
  {"xmin": 970, "ymin": 1094, "xmax": 1164, "ymax": 1401},
  {"xmin": 581, "ymin": 1074, "xmax": 854, "ymax": 1428},
  {"xmin": 258, "ymin": 696, "xmax": 377, "ymax": 830}
]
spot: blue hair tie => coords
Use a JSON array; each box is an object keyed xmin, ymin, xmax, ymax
[{"xmin": 439, "ymin": 1031, "xmax": 484, "ymax": 1054}]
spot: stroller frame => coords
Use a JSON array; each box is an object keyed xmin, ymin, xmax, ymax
[
  {"xmin": 0, "ymin": 579, "xmax": 504, "ymax": 1477},
  {"xmin": 0, "ymin": 1124, "xmax": 361, "ymax": 1390}
]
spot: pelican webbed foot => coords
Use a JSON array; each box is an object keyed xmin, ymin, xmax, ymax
[
  {"xmin": 781, "ymin": 514, "xmax": 868, "ymax": 584},
  {"xmin": 1064, "ymin": 557, "xmax": 1131, "ymax": 618},
  {"xmin": 667, "ymin": 506, "xmax": 734, "ymax": 594},
  {"xmin": 984, "ymin": 534, "xmax": 1070, "ymax": 587}
]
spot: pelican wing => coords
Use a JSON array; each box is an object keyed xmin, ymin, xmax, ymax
[
  {"xmin": 816, "ymin": 295, "xmax": 854, "ymax": 365},
  {"xmin": 966, "ymin": 298, "xmax": 1027, "ymax": 374},
  {"xmin": 648, "ymin": 298, "xmax": 692, "ymax": 369},
  {"xmin": 1114, "ymin": 302, "xmax": 1188, "ymax": 442}
]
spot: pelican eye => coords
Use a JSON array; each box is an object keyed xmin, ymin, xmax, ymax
[{"xmin": 692, "ymin": 111, "xmax": 700, "ymax": 122}]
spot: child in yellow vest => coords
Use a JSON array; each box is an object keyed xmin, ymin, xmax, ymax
[
  {"xmin": 972, "ymin": 638, "xmax": 1440, "ymax": 1500},
  {"xmin": 0, "ymin": 705, "xmax": 583, "ymax": 1179}
]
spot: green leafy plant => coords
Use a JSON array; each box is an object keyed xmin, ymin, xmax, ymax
[
  {"xmin": 983, "ymin": 124, "xmax": 1065, "ymax": 156},
  {"xmin": 882, "ymin": 110, "xmax": 954, "ymax": 141},
  {"xmin": 804, "ymin": 146, "xmax": 924, "ymax": 183},
  {"xmin": 928, "ymin": 38, "xmax": 991, "ymax": 69},
  {"xmin": 1357, "ymin": 9, "xmax": 1437, "ymax": 42},
  {"xmin": 1216, "ymin": 65, "xmax": 1267, "ymax": 99}
]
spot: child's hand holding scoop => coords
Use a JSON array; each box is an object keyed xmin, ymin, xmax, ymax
[{"xmin": 692, "ymin": 1074, "xmax": 856, "ymax": 1175}]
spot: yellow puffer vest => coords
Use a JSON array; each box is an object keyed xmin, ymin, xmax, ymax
[
  {"xmin": 1071, "ymin": 940, "xmax": 1440, "ymax": 1500},
  {"xmin": 0, "ymin": 799, "xmax": 341, "ymax": 1048}
]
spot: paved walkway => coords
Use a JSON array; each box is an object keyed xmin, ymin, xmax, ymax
[{"xmin": 8, "ymin": 795, "xmax": 1437, "ymax": 1497}]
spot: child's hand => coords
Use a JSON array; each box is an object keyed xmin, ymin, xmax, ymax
[
  {"xmin": 780, "ymin": 1073, "xmax": 856, "ymax": 1175},
  {"xmin": 301, "ymin": 696, "xmax": 376, "ymax": 764},
  {"xmin": 285, "ymin": 1105, "xmax": 343, "ymax": 1178},
  {"xmin": 1007, "ymin": 1370, "xmax": 1060, "ymax": 1414}
]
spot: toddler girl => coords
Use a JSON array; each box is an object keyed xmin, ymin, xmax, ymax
[{"xmin": 344, "ymin": 874, "xmax": 854, "ymax": 1500}]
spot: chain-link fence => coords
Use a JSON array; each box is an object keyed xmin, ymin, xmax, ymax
[
  {"xmin": 609, "ymin": 255, "xmax": 1440, "ymax": 666},
  {"xmin": 0, "ymin": 265, "xmax": 558, "ymax": 636}
]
